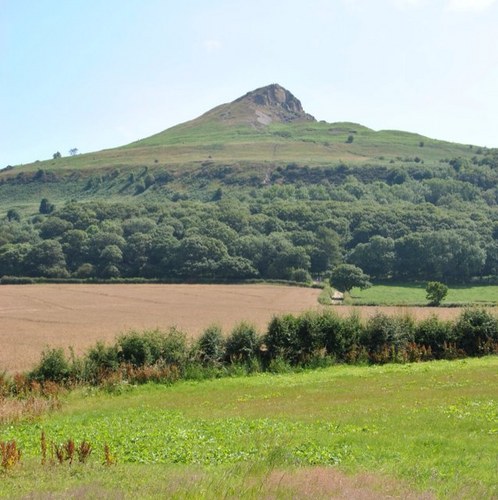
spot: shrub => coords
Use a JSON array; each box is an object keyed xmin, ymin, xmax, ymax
[
  {"xmin": 295, "ymin": 311, "xmax": 327, "ymax": 359},
  {"xmin": 0, "ymin": 276, "xmax": 35, "ymax": 285},
  {"xmin": 144, "ymin": 173, "xmax": 155, "ymax": 188},
  {"xmin": 453, "ymin": 308, "xmax": 498, "ymax": 356},
  {"xmin": 196, "ymin": 325, "xmax": 225, "ymax": 364},
  {"xmin": 29, "ymin": 348, "xmax": 71, "ymax": 383},
  {"xmin": 338, "ymin": 312, "xmax": 364, "ymax": 359},
  {"xmin": 415, "ymin": 315, "xmax": 454, "ymax": 357},
  {"xmin": 117, "ymin": 331, "xmax": 155, "ymax": 367},
  {"xmin": 267, "ymin": 356, "xmax": 292, "ymax": 374},
  {"xmin": 288, "ymin": 268, "xmax": 311, "ymax": 283},
  {"xmin": 264, "ymin": 314, "xmax": 300, "ymax": 363},
  {"xmin": 362, "ymin": 313, "xmax": 414, "ymax": 361},
  {"xmin": 319, "ymin": 310, "xmax": 346, "ymax": 359},
  {"xmin": 160, "ymin": 327, "xmax": 189, "ymax": 367},
  {"xmin": 84, "ymin": 342, "xmax": 120, "ymax": 384},
  {"xmin": 117, "ymin": 328, "xmax": 188, "ymax": 369},
  {"xmin": 75, "ymin": 263, "xmax": 95, "ymax": 278},
  {"xmin": 225, "ymin": 322, "xmax": 260, "ymax": 364}
]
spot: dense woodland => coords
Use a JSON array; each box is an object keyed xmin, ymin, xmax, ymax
[{"xmin": 1, "ymin": 148, "xmax": 498, "ymax": 284}]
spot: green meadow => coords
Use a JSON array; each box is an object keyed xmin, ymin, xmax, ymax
[
  {"xmin": 349, "ymin": 283, "xmax": 498, "ymax": 306},
  {"xmin": 1, "ymin": 357, "xmax": 497, "ymax": 498}
]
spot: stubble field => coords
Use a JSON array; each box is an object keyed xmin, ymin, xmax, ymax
[
  {"xmin": 0, "ymin": 284, "xmax": 321, "ymax": 372},
  {"xmin": 0, "ymin": 283, "xmax": 477, "ymax": 373}
]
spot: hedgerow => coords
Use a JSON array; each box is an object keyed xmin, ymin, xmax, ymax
[{"xmin": 2, "ymin": 307, "xmax": 495, "ymax": 392}]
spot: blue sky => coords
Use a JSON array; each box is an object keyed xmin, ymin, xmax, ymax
[{"xmin": 1, "ymin": 0, "xmax": 497, "ymax": 166}]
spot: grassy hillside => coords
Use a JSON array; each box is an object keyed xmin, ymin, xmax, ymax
[
  {"xmin": 0, "ymin": 118, "xmax": 481, "ymax": 214},
  {"xmin": 2, "ymin": 120, "xmax": 476, "ymax": 175},
  {"xmin": 1, "ymin": 83, "xmax": 478, "ymax": 184},
  {"xmin": 1, "ymin": 357, "xmax": 496, "ymax": 497}
]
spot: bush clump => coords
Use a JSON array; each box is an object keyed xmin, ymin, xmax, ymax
[
  {"xmin": 83, "ymin": 342, "xmax": 120, "ymax": 384},
  {"xmin": 225, "ymin": 322, "xmax": 260, "ymax": 364},
  {"xmin": 362, "ymin": 313, "xmax": 415, "ymax": 362},
  {"xmin": 414, "ymin": 315, "xmax": 455, "ymax": 358},
  {"xmin": 196, "ymin": 325, "xmax": 225, "ymax": 365},
  {"xmin": 29, "ymin": 348, "xmax": 71, "ymax": 384},
  {"xmin": 264, "ymin": 314, "xmax": 300, "ymax": 363},
  {"xmin": 454, "ymin": 308, "xmax": 498, "ymax": 356}
]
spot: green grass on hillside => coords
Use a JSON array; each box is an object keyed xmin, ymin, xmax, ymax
[
  {"xmin": 3, "ymin": 117, "xmax": 475, "ymax": 175},
  {"xmin": 349, "ymin": 283, "xmax": 498, "ymax": 306},
  {"xmin": 1, "ymin": 357, "xmax": 497, "ymax": 498}
]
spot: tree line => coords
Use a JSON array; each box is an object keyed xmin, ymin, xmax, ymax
[
  {"xmin": 1, "ymin": 149, "xmax": 498, "ymax": 283},
  {"xmin": 1, "ymin": 193, "xmax": 498, "ymax": 283}
]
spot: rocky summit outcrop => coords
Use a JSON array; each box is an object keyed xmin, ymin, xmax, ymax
[
  {"xmin": 234, "ymin": 84, "xmax": 315, "ymax": 124},
  {"xmin": 199, "ymin": 84, "xmax": 316, "ymax": 128}
]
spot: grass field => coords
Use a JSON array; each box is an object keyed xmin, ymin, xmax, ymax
[
  {"xmin": 0, "ymin": 357, "xmax": 496, "ymax": 498},
  {"xmin": 349, "ymin": 283, "xmax": 498, "ymax": 306}
]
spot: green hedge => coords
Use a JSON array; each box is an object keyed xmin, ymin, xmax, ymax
[{"xmin": 5, "ymin": 308, "xmax": 496, "ymax": 390}]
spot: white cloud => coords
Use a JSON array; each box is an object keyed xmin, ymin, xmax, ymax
[
  {"xmin": 203, "ymin": 39, "xmax": 222, "ymax": 53},
  {"xmin": 445, "ymin": 0, "xmax": 496, "ymax": 11}
]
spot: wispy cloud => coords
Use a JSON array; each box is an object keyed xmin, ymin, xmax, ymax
[
  {"xmin": 445, "ymin": 0, "xmax": 496, "ymax": 12},
  {"xmin": 203, "ymin": 39, "xmax": 222, "ymax": 53}
]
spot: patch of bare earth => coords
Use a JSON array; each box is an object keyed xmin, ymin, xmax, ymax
[{"xmin": 264, "ymin": 467, "xmax": 434, "ymax": 499}]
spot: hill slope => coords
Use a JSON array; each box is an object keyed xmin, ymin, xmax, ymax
[
  {"xmin": 1, "ymin": 83, "xmax": 477, "ymax": 174},
  {"xmin": 0, "ymin": 83, "xmax": 486, "ymax": 212}
]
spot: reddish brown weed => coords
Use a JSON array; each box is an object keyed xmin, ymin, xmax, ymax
[
  {"xmin": 103, "ymin": 443, "xmax": 115, "ymax": 466},
  {"xmin": 1, "ymin": 440, "xmax": 22, "ymax": 470},
  {"xmin": 54, "ymin": 443, "xmax": 65, "ymax": 464},
  {"xmin": 41, "ymin": 430, "xmax": 47, "ymax": 465},
  {"xmin": 64, "ymin": 439, "xmax": 75, "ymax": 464},
  {"xmin": 77, "ymin": 440, "xmax": 92, "ymax": 463}
]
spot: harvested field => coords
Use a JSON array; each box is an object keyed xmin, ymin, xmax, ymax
[
  {"xmin": 0, "ymin": 284, "xmax": 320, "ymax": 372},
  {"xmin": 0, "ymin": 284, "xmax": 484, "ymax": 372},
  {"xmin": 332, "ymin": 304, "xmax": 470, "ymax": 321}
]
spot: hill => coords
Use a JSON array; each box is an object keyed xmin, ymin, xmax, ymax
[
  {"xmin": 0, "ymin": 83, "xmax": 481, "ymax": 208},
  {"xmin": 1, "ymin": 84, "xmax": 498, "ymax": 285}
]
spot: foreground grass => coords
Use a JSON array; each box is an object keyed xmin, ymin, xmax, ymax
[
  {"xmin": 1, "ymin": 357, "xmax": 497, "ymax": 498},
  {"xmin": 349, "ymin": 283, "xmax": 498, "ymax": 305}
]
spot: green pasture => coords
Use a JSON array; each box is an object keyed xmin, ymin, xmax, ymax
[
  {"xmin": 349, "ymin": 283, "xmax": 498, "ymax": 306},
  {"xmin": 1, "ymin": 357, "xmax": 497, "ymax": 498}
]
